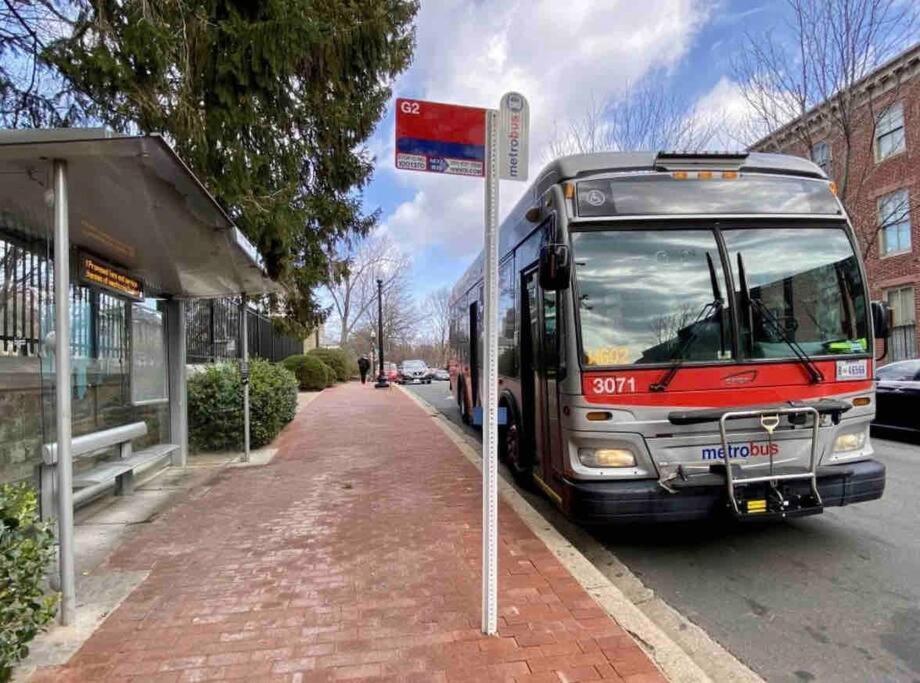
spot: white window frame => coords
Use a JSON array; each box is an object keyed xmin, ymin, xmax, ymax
[
  {"xmin": 886, "ymin": 286, "xmax": 917, "ymax": 362},
  {"xmin": 810, "ymin": 140, "xmax": 831, "ymax": 176},
  {"xmin": 875, "ymin": 101, "xmax": 906, "ymax": 162},
  {"xmin": 877, "ymin": 189, "xmax": 912, "ymax": 257},
  {"xmin": 886, "ymin": 286, "xmax": 916, "ymax": 327}
]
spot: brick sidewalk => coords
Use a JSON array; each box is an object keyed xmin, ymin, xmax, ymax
[{"xmin": 32, "ymin": 383, "xmax": 665, "ymax": 682}]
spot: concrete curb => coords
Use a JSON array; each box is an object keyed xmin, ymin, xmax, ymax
[{"xmin": 398, "ymin": 385, "xmax": 763, "ymax": 683}]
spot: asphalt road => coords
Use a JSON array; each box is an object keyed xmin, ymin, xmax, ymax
[{"xmin": 407, "ymin": 381, "xmax": 920, "ymax": 683}]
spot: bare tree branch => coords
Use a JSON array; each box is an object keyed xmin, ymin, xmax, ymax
[
  {"xmin": 325, "ymin": 233, "xmax": 413, "ymax": 348},
  {"xmin": 545, "ymin": 77, "xmax": 722, "ymax": 160},
  {"xmin": 732, "ymin": 0, "xmax": 918, "ymax": 259}
]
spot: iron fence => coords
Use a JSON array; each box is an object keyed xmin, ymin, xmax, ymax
[
  {"xmin": 186, "ymin": 298, "xmax": 302, "ymax": 364},
  {"xmin": 1, "ymin": 230, "xmax": 127, "ymax": 360},
  {"xmin": 2, "ymin": 230, "xmax": 300, "ymax": 365}
]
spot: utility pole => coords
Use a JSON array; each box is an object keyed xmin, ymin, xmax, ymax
[{"xmin": 374, "ymin": 278, "xmax": 389, "ymax": 388}]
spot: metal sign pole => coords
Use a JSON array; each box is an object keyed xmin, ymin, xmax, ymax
[
  {"xmin": 240, "ymin": 294, "xmax": 250, "ymax": 462},
  {"xmin": 481, "ymin": 109, "xmax": 500, "ymax": 635},
  {"xmin": 52, "ymin": 159, "xmax": 76, "ymax": 625}
]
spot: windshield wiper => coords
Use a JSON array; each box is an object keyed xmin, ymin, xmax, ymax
[
  {"xmin": 650, "ymin": 253, "xmax": 725, "ymax": 392},
  {"xmin": 736, "ymin": 253, "xmax": 824, "ymax": 384}
]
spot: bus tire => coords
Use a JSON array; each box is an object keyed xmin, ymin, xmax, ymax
[
  {"xmin": 499, "ymin": 399, "xmax": 531, "ymax": 486},
  {"xmin": 458, "ymin": 378, "xmax": 471, "ymax": 425}
]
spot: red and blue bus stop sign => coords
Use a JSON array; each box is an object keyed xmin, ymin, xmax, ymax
[{"xmin": 395, "ymin": 98, "xmax": 486, "ymax": 177}]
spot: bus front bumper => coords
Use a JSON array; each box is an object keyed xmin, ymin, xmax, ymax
[{"xmin": 561, "ymin": 458, "xmax": 885, "ymax": 524}]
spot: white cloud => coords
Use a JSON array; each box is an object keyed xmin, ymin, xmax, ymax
[
  {"xmin": 377, "ymin": 0, "xmax": 713, "ymax": 258},
  {"xmin": 692, "ymin": 76, "xmax": 759, "ymax": 149},
  {"xmin": 691, "ymin": 76, "xmax": 800, "ymax": 150}
]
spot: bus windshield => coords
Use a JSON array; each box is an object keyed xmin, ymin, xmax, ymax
[{"xmin": 573, "ymin": 226, "xmax": 868, "ymax": 367}]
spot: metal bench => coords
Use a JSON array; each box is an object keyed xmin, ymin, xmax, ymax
[{"xmin": 41, "ymin": 422, "xmax": 179, "ymax": 512}]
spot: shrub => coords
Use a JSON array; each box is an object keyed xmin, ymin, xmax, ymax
[
  {"xmin": 188, "ymin": 359, "xmax": 297, "ymax": 451},
  {"xmin": 280, "ymin": 354, "xmax": 302, "ymax": 373},
  {"xmin": 307, "ymin": 348, "xmax": 356, "ymax": 382},
  {"xmin": 0, "ymin": 483, "xmax": 58, "ymax": 681},
  {"xmin": 323, "ymin": 363, "xmax": 336, "ymax": 387},
  {"xmin": 281, "ymin": 354, "xmax": 331, "ymax": 391}
]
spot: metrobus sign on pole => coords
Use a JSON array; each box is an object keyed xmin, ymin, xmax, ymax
[
  {"xmin": 499, "ymin": 92, "xmax": 529, "ymax": 181},
  {"xmin": 395, "ymin": 93, "xmax": 529, "ymax": 636}
]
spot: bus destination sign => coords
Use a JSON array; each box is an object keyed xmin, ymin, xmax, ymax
[
  {"xmin": 395, "ymin": 98, "xmax": 486, "ymax": 177},
  {"xmin": 79, "ymin": 253, "xmax": 144, "ymax": 301}
]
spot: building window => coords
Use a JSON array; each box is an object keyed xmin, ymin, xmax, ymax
[
  {"xmin": 876, "ymin": 102, "xmax": 905, "ymax": 161},
  {"xmin": 810, "ymin": 140, "xmax": 831, "ymax": 175},
  {"xmin": 878, "ymin": 189, "xmax": 911, "ymax": 256},
  {"xmin": 886, "ymin": 286, "xmax": 917, "ymax": 361}
]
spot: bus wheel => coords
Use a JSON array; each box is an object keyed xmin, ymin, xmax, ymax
[
  {"xmin": 458, "ymin": 381, "xmax": 470, "ymax": 424},
  {"xmin": 501, "ymin": 411, "xmax": 531, "ymax": 485}
]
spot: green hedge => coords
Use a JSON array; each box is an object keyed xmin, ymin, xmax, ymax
[
  {"xmin": 188, "ymin": 359, "xmax": 297, "ymax": 451},
  {"xmin": 0, "ymin": 483, "xmax": 58, "ymax": 681},
  {"xmin": 281, "ymin": 354, "xmax": 331, "ymax": 391},
  {"xmin": 307, "ymin": 348, "xmax": 355, "ymax": 382}
]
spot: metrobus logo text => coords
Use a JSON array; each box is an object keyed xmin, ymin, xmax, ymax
[{"xmin": 701, "ymin": 441, "xmax": 779, "ymax": 460}]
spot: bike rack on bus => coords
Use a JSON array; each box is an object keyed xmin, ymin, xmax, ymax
[
  {"xmin": 718, "ymin": 406, "xmax": 822, "ymax": 518},
  {"xmin": 668, "ymin": 399, "xmax": 851, "ymax": 518}
]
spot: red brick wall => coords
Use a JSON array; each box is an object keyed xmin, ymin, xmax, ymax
[{"xmin": 757, "ymin": 71, "xmax": 920, "ymax": 362}]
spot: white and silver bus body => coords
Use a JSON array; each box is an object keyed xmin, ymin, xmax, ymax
[{"xmin": 449, "ymin": 152, "xmax": 886, "ymax": 522}]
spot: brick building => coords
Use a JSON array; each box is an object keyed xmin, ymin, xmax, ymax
[{"xmin": 752, "ymin": 43, "xmax": 920, "ymax": 363}]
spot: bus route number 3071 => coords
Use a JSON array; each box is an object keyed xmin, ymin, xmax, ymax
[{"xmin": 591, "ymin": 376, "xmax": 637, "ymax": 395}]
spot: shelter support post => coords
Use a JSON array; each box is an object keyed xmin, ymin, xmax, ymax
[
  {"xmin": 166, "ymin": 299, "xmax": 188, "ymax": 466},
  {"xmin": 52, "ymin": 159, "xmax": 76, "ymax": 626},
  {"xmin": 240, "ymin": 295, "xmax": 250, "ymax": 462}
]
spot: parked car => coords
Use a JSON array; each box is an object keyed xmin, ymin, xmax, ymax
[
  {"xmin": 384, "ymin": 362, "xmax": 399, "ymax": 382},
  {"xmin": 873, "ymin": 359, "xmax": 920, "ymax": 438},
  {"xmin": 432, "ymin": 368, "xmax": 450, "ymax": 381},
  {"xmin": 398, "ymin": 360, "xmax": 431, "ymax": 384}
]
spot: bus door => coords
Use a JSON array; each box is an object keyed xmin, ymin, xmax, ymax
[
  {"xmin": 468, "ymin": 299, "xmax": 479, "ymax": 410},
  {"xmin": 522, "ymin": 270, "xmax": 564, "ymax": 499}
]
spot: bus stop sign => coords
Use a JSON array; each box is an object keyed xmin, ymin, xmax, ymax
[
  {"xmin": 393, "ymin": 92, "xmax": 530, "ymax": 637},
  {"xmin": 395, "ymin": 98, "xmax": 486, "ymax": 177}
]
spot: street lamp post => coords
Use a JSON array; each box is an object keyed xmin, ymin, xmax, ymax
[{"xmin": 374, "ymin": 278, "xmax": 389, "ymax": 388}]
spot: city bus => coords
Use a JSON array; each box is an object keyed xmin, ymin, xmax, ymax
[{"xmin": 448, "ymin": 152, "xmax": 890, "ymax": 522}]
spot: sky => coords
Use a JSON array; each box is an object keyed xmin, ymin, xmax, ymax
[{"xmin": 359, "ymin": 0, "xmax": 790, "ymax": 301}]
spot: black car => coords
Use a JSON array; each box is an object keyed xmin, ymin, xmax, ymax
[
  {"xmin": 873, "ymin": 359, "xmax": 920, "ymax": 438},
  {"xmin": 397, "ymin": 360, "xmax": 431, "ymax": 384}
]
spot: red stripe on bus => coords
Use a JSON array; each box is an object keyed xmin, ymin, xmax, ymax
[{"xmin": 583, "ymin": 360, "xmax": 872, "ymax": 407}]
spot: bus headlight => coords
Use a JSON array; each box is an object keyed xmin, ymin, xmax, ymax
[
  {"xmin": 833, "ymin": 431, "xmax": 866, "ymax": 453},
  {"xmin": 577, "ymin": 447, "xmax": 636, "ymax": 468}
]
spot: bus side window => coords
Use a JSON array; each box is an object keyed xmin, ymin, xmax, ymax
[
  {"xmin": 499, "ymin": 257, "xmax": 517, "ymax": 376},
  {"xmin": 543, "ymin": 290, "xmax": 558, "ymax": 377}
]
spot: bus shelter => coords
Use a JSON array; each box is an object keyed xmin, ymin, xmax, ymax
[{"xmin": 0, "ymin": 129, "xmax": 279, "ymax": 624}]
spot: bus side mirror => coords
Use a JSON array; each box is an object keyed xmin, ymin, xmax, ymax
[
  {"xmin": 539, "ymin": 244, "xmax": 571, "ymax": 291},
  {"xmin": 871, "ymin": 300, "xmax": 892, "ymax": 362},
  {"xmin": 871, "ymin": 300, "xmax": 892, "ymax": 339}
]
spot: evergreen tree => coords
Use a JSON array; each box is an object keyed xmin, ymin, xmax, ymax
[{"xmin": 2, "ymin": 0, "xmax": 418, "ymax": 331}]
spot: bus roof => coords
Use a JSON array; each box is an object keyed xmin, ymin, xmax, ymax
[
  {"xmin": 532, "ymin": 151, "xmax": 825, "ymax": 195},
  {"xmin": 449, "ymin": 151, "xmax": 828, "ymax": 302}
]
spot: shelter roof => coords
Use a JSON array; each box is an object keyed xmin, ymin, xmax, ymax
[{"xmin": 0, "ymin": 129, "xmax": 280, "ymax": 298}]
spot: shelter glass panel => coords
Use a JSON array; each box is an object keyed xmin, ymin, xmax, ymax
[{"xmin": 131, "ymin": 299, "xmax": 168, "ymax": 405}]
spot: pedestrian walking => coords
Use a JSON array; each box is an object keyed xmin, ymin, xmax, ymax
[{"xmin": 358, "ymin": 355, "xmax": 371, "ymax": 384}]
